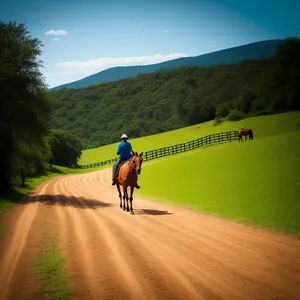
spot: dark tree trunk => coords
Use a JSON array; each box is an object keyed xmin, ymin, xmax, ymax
[
  {"xmin": 0, "ymin": 132, "xmax": 12, "ymax": 195},
  {"xmin": 20, "ymin": 164, "xmax": 25, "ymax": 186}
]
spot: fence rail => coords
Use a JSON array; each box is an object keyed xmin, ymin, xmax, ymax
[{"xmin": 80, "ymin": 130, "xmax": 239, "ymax": 169}]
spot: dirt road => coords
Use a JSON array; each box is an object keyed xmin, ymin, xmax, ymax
[{"xmin": 0, "ymin": 169, "xmax": 300, "ymax": 300}]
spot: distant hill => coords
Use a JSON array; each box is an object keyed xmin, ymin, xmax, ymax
[
  {"xmin": 48, "ymin": 38, "xmax": 300, "ymax": 148},
  {"xmin": 49, "ymin": 39, "xmax": 283, "ymax": 91}
]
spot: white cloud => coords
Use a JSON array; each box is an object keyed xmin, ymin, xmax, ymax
[
  {"xmin": 56, "ymin": 53, "xmax": 188, "ymax": 76},
  {"xmin": 163, "ymin": 29, "xmax": 170, "ymax": 33},
  {"xmin": 45, "ymin": 29, "xmax": 68, "ymax": 36},
  {"xmin": 52, "ymin": 38, "xmax": 60, "ymax": 41},
  {"xmin": 44, "ymin": 53, "xmax": 189, "ymax": 87}
]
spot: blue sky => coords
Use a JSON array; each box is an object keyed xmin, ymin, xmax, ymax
[{"xmin": 1, "ymin": 0, "xmax": 299, "ymax": 88}]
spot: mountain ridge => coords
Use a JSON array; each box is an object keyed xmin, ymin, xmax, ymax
[{"xmin": 49, "ymin": 39, "xmax": 284, "ymax": 91}]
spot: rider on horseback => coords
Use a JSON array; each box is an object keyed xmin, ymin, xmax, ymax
[{"xmin": 112, "ymin": 133, "xmax": 141, "ymax": 189}]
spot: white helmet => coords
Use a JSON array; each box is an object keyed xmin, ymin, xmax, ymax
[{"xmin": 121, "ymin": 133, "xmax": 128, "ymax": 139}]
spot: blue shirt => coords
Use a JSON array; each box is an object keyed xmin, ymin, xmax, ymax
[{"xmin": 116, "ymin": 141, "xmax": 132, "ymax": 159}]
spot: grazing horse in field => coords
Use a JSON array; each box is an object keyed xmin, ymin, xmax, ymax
[
  {"xmin": 238, "ymin": 128, "xmax": 254, "ymax": 142},
  {"xmin": 115, "ymin": 151, "xmax": 143, "ymax": 214}
]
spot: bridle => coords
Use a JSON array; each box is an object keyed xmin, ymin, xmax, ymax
[{"xmin": 127, "ymin": 155, "xmax": 142, "ymax": 174}]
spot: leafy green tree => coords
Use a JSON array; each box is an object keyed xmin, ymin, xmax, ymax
[
  {"xmin": 234, "ymin": 88, "xmax": 256, "ymax": 114},
  {"xmin": 216, "ymin": 103, "xmax": 230, "ymax": 118},
  {"xmin": 227, "ymin": 109, "xmax": 244, "ymax": 121},
  {"xmin": 213, "ymin": 116, "xmax": 223, "ymax": 126},
  {"xmin": 49, "ymin": 130, "xmax": 83, "ymax": 168},
  {"xmin": 0, "ymin": 21, "xmax": 51, "ymax": 192}
]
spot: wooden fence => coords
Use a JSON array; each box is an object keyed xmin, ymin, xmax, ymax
[{"xmin": 80, "ymin": 130, "xmax": 239, "ymax": 168}]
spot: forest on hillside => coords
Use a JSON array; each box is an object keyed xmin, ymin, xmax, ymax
[{"xmin": 49, "ymin": 38, "xmax": 300, "ymax": 149}]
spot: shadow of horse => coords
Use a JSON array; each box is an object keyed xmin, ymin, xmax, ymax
[
  {"xmin": 134, "ymin": 208, "xmax": 173, "ymax": 216},
  {"xmin": 24, "ymin": 194, "xmax": 112, "ymax": 210}
]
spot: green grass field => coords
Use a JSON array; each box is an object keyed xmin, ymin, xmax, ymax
[
  {"xmin": 137, "ymin": 130, "xmax": 300, "ymax": 235},
  {"xmin": 79, "ymin": 111, "xmax": 300, "ymax": 165}
]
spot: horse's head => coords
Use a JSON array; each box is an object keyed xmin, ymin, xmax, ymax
[{"xmin": 131, "ymin": 150, "xmax": 143, "ymax": 175}]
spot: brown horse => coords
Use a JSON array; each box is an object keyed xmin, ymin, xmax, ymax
[
  {"xmin": 116, "ymin": 151, "xmax": 143, "ymax": 214},
  {"xmin": 238, "ymin": 128, "xmax": 254, "ymax": 142}
]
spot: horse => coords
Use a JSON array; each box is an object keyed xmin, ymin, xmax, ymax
[
  {"xmin": 238, "ymin": 128, "xmax": 254, "ymax": 142},
  {"xmin": 115, "ymin": 151, "xmax": 143, "ymax": 214}
]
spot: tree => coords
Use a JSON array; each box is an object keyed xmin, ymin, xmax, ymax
[
  {"xmin": 49, "ymin": 130, "xmax": 83, "ymax": 168},
  {"xmin": 234, "ymin": 88, "xmax": 256, "ymax": 114},
  {"xmin": 0, "ymin": 21, "xmax": 51, "ymax": 192},
  {"xmin": 216, "ymin": 103, "xmax": 230, "ymax": 118},
  {"xmin": 227, "ymin": 109, "xmax": 244, "ymax": 121}
]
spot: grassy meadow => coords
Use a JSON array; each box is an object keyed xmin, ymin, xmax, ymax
[
  {"xmin": 79, "ymin": 110, "xmax": 300, "ymax": 165},
  {"xmin": 137, "ymin": 130, "xmax": 300, "ymax": 234}
]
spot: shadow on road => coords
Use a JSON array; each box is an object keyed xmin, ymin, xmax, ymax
[
  {"xmin": 24, "ymin": 194, "xmax": 112, "ymax": 210},
  {"xmin": 134, "ymin": 208, "xmax": 173, "ymax": 215}
]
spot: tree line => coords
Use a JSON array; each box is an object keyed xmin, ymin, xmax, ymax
[
  {"xmin": 48, "ymin": 37, "xmax": 300, "ymax": 149},
  {"xmin": 0, "ymin": 22, "xmax": 83, "ymax": 193}
]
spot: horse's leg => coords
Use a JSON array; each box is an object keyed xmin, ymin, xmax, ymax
[
  {"xmin": 129, "ymin": 185, "xmax": 134, "ymax": 215},
  {"xmin": 116, "ymin": 183, "xmax": 122, "ymax": 208},
  {"xmin": 122, "ymin": 185, "xmax": 126, "ymax": 210},
  {"xmin": 126, "ymin": 189, "xmax": 130, "ymax": 212}
]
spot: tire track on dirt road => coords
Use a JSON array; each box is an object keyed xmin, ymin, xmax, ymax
[
  {"xmin": 1, "ymin": 169, "xmax": 300, "ymax": 300},
  {"xmin": 54, "ymin": 177, "xmax": 135, "ymax": 300},
  {"xmin": 61, "ymin": 175, "xmax": 165, "ymax": 300},
  {"xmin": 73, "ymin": 183, "xmax": 267, "ymax": 299},
  {"xmin": 66, "ymin": 175, "xmax": 234, "ymax": 299},
  {"xmin": 0, "ymin": 179, "xmax": 60, "ymax": 300},
  {"xmin": 60, "ymin": 169, "xmax": 300, "ymax": 300}
]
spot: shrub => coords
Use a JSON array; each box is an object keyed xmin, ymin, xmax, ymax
[
  {"xmin": 227, "ymin": 109, "xmax": 245, "ymax": 121},
  {"xmin": 214, "ymin": 116, "xmax": 223, "ymax": 126}
]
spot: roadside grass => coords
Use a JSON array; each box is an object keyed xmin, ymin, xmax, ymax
[
  {"xmin": 0, "ymin": 189, "xmax": 26, "ymax": 240},
  {"xmin": 32, "ymin": 236, "xmax": 74, "ymax": 300}
]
